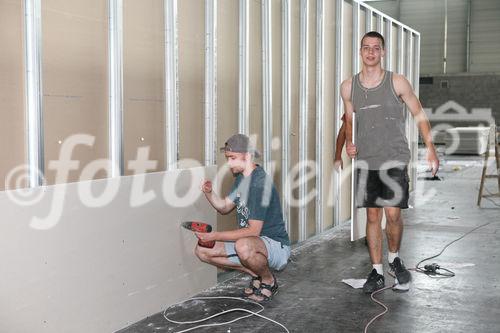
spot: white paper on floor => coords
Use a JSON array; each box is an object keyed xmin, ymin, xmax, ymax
[
  {"xmin": 439, "ymin": 263, "xmax": 475, "ymax": 269},
  {"xmin": 342, "ymin": 279, "xmax": 367, "ymax": 289}
]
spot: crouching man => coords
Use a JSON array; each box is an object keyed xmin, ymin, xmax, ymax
[{"xmin": 194, "ymin": 134, "xmax": 291, "ymax": 302}]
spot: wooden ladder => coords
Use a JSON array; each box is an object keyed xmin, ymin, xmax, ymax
[{"xmin": 477, "ymin": 125, "xmax": 500, "ymax": 206}]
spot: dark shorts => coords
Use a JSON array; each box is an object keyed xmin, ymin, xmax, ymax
[{"xmin": 355, "ymin": 166, "xmax": 409, "ymax": 209}]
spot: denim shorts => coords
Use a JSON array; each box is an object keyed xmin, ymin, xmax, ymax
[{"xmin": 224, "ymin": 236, "xmax": 291, "ymax": 271}]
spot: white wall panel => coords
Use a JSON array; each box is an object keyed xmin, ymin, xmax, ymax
[{"xmin": 0, "ymin": 166, "xmax": 217, "ymax": 333}]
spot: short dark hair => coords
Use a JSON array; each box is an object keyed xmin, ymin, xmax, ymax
[{"xmin": 361, "ymin": 31, "xmax": 385, "ymax": 49}]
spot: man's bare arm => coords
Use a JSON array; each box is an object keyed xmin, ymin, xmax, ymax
[
  {"xmin": 196, "ymin": 219, "xmax": 263, "ymax": 242},
  {"xmin": 334, "ymin": 122, "xmax": 346, "ymax": 161},
  {"xmin": 394, "ymin": 74, "xmax": 439, "ymax": 175},
  {"xmin": 201, "ymin": 180, "xmax": 236, "ymax": 214},
  {"xmin": 340, "ymin": 78, "xmax": 357, "ymax": 158}
]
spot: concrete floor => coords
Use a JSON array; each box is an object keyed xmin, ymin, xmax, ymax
[{"xmin": 119, "ymin": 153, "xmax": 500, "ymax": 333}]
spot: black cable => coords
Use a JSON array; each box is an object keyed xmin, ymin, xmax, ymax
[
  {"xmin": 364, "ymin": 221, "xmax": 500, "ymax": 332},
  {"xmin": 414, "ymin": 221, "xmax": 495, "ymax": 277},
  {"xmin": 415, "ymin": 263, "xmax": 455, "ymax": 278}
]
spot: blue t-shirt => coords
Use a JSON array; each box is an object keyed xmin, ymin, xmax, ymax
[{"xmin": 228, "ymin": 166, "xmax": 290, "ymax": 246}]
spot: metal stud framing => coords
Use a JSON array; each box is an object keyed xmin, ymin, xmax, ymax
[
  {"xmin": 334, "ymin": 0, "xmax": 344, "ymax": 227},
  {"xmin": 108, "ymin": 0, "xmax": 124, "ymax": 177},
  {"xmin": 397, "ymin": 25, "xmax": 405, "ymax": 74},
  {"xmin": 349, "ymin": 0, "xmax": 421, "ymax": 238},
  {"xmin": 24, "ymin": 0, "xmax": 44, "ymax": 187},
  {"xmin": 365, "ymin": 8, "xmax": 372, "ymax": 33},
  {"xmin": 385, "ymin": 19, "xmax": 393, "ymax": 71},
  {"xmin": 407, "ymin": 32, "xmax": 417, "ymax": 190},
  {"xmin": 413, "ymin": 34, "xmax": 421, "ymax": 192},
  {"xmin": 281, "ymin": 0, "xmax": 291, "ymax": 234},
  {"xmin": 315, "ymin": 0, "xmax": 325, "ymax": 234},
  {"xmin": 238, "ymin": 0, "xmax": 249, "ymax": 135},
  {"xmin": 413, "ymin": 34, "xmax": 421, "ymax": 98},
  {"xmin": 204, "ymin": 0, "xmax": 217, "ymax": 166},
  {"xmin": 354, "ymin": 0, "xmax": 418, "ymax": 35},
  {"xmin": 18, "ymin": 0, "xmax": 422, "ymax": 248},
  {"xmin": 352, "ymin": 1, "xmax": 360, "ymax": 74},
  {"xmin": 164, "ymin": 0, "xmax": 179, "ymax": 170},
  {"xmin": 262, "ymin": 0, "xmax": 272, "ymax": 173},
  {"xmin": 298, "ymin": 0, "xmax": 308, "ymax": 242},
  {"xmin": 376, "ymin": 13, "xmax": 384, "ymax": 36}
]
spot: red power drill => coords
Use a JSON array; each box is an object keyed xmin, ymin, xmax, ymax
[{"xmin": 181, "ymin": 221, "xmax": 215, "ymax": 248}]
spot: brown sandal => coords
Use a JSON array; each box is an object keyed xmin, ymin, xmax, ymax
[
  {"xmin": 247, "ymin": 275, "xmax": 278, "ymax": 302},
  {"xmin": 243, "ymin": 275, "xmax": 261, "ymax": 296}
]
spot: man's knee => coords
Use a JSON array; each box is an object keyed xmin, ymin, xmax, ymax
[
  {"xmin": 367, "ymin": 209, "xmax": 382, "ymax": 224},
  {"xmin": 194, "ymin": 245, "xmax": 210, "ymax": 263},
  {"xmin": 385, "ymin": 209, "xmax": 401, "ymax": 224},
  {"xmin": 235, "ymin": 237, "xmax": 256, "ymax": 262}
]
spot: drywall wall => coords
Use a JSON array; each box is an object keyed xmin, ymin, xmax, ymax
[
  {"xmin": 0, "ymin": 166, "xmax": 217, "ymax": 333},
  {"xmin": 123, "ymin": 0, "xmax": 166, "ymax": 174},
  {"xmin": 42, "ymin": 0, "xmax": 109, "ymax": 184},
  {"xmin": 178, "ymin": 0, "xmax": 205, "ymax": 165},
  {"xmin": 1, "ymin": 0, "xmax": 419, "ymax": 246},
  {"xmin": 0, "ymin": 0, "xmax": 27, "ymax": 190},
  {"xmin": 216, "ymin": 0, "xmax": 239, "ymax": 233}
]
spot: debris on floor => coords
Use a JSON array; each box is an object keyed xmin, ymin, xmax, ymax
[{"xmin": 342, "ymin": 279, "xmax": 367, "ymax": 289}]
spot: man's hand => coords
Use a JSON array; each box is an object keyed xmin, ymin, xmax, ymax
[
  {"xmin": 334, "ymin": 159, "xmax": 343, "ymax": 171},
  {"xmin": 195, "ymin": 231, "xmax": 217, "ymax": 242},
  {"xmin": 428, "ymin": 149, "xmax": 440, "ymax": 176},
  {"xmin": 346, "ymin": 142, "xmax": 357, "ymax": 159},
  {"xmin": 201, "ymin": 180, "xmax": 213, "ymax": 194}
]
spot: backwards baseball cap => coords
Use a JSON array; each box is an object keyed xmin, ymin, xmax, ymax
[{"xmin": 220, "ymin": 134, "xmax": 261, "ymax": 158}]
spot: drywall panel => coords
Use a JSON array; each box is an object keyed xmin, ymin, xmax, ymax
[
  {"xmin": 322, "ymin": 0, "xmax": 336, "ymax": 230},
  {"xmin": 178, "ymin": 0, "xmax": 205, "ymax": 165},
  {"xmin": 123, "ymin": 0, "xmax": 165, "ymax": 175},
  {"xmin": 0, "ymin": 166, "xmax": 217, "ymax": 333},
  {"xmin": 0, "ymin": 0, "xmax": 26, "ymax": 190},
  {"xmin": 306, "ymin": 0, "xmax": 317, "ymax": 237},
  {"xmin": 216, "ymin": 0, "xmax": 239, "ymax": 232},
  {"xmin": 249, "ymin": 0, "xmax": 263, "ymax": 153},
  {"xmin": 42, "ymin": 0, "xmax": 109, "ymax": 184}
]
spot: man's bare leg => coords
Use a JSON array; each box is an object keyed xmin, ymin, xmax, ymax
[
  {"xmin": 384, "ymin": 206, "xmax": 403, "ymax": 253},
  {"xmin": 234, "ymin": 236, "xmax": 278, "ymax": 301},
  {"xmin": 383, "ymin": 206, "xmax": 411, "ymax": 289},
  {"xmin": 366, "ymin": 207, "xmax": 384, "ymax": 264},
  {"xmin": 195, "ymin": 241, "xmax": 267, "ymax": 296},
  {"xmin": 195, "ymin": 242, "xmax": 257, "ymax": 276},
  {"xmin": 363, "ymin": 207, "xmax": 386, "ymax": 293}
]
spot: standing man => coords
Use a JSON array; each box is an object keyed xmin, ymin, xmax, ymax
[
  {"xmin": 194, "ymin": 134, "xmax": 291, "ymax": 302},
  {"xmin": 341, "ymin": 31, "xmax": 439, "ymax": 293}
]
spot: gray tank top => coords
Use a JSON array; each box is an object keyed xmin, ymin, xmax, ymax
[{"xmin": 351, "ymin": 70, "xmax": 410, "ymax": 170}]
